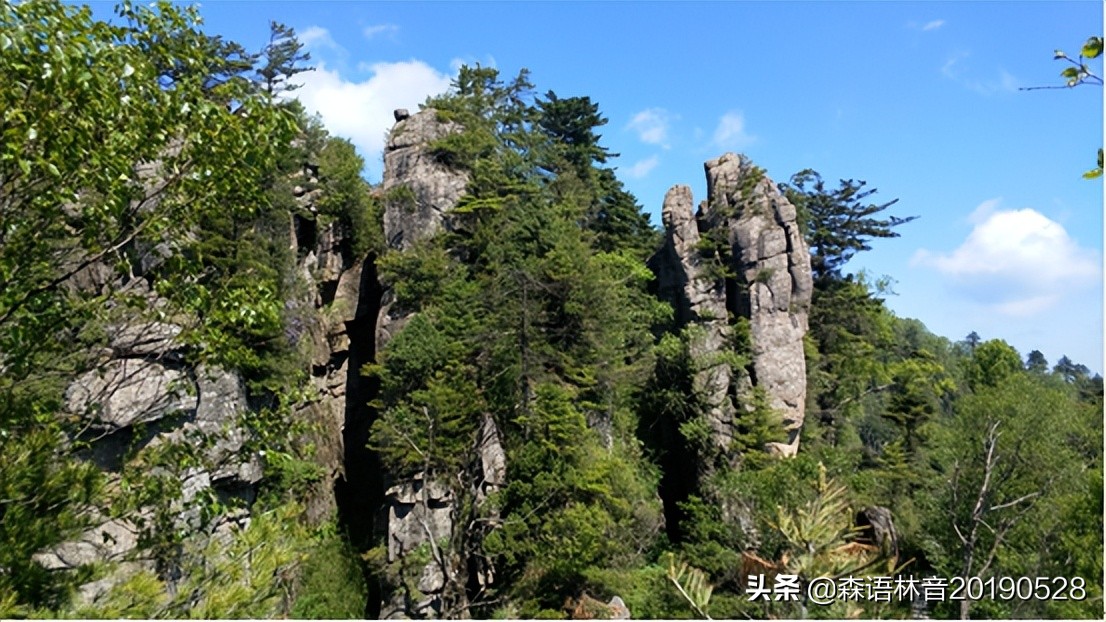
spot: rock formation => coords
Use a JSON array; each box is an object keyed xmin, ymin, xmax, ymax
[
  {"xmin": 42, "ymin": 153, "xmax": 354, "ymax": 606},
  {"xmin": 44, "ymin": 106, "xmax": 496, "ymax": 617},
  {"xmin": 289, "ymin": 161, "xmax": 364, "ymax": 525},
  {"xmin": 36, "ymin": 105, "xmax": 816, "ymax": 617},
  {"xmin": 855, "ymin": 506, "xmax": 899, "ymax": 560},
  {"xmin": 565, "ymin": 593, "xmax": 632, "ymax": 619},
  {"xmin": 46, "ymin": 315, "xmax": 262, "ymax": 603},
  {"xmin": 652, "ymin": 153, "xmax": 813, "ymax": 458},
  {"xmin": 375, "ymin": 108, "xmax": 471, "ymax": 356},
  {"xmin": 374, "ymin": 108, "xmax": 506, "ymax": 618},
  {"xmin": 651, "ymin": 184, "xmax": 738, "ymax": 454},
  {"xmin": 380, "ymin": 108, "xmax": 469, "ymax": 253}
]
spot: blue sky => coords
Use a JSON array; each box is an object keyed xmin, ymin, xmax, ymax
[{"xmin": 92, "ymin": 1, "xmax": 1105, "ymax": 372}]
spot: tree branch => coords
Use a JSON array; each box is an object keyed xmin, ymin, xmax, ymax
[{"xmin": 988, "ymin": 491, "xmax": 1041, "ymax": 512}]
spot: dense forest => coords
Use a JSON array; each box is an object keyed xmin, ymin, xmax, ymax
[{"xmin": 1, "ymin": 2, "xmax": 1101, "ymax": 619}]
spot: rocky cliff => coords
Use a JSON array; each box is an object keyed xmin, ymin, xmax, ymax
[
  {"xmin": 40, "ymin": 154, "xmax": 355, "ymax": 608},
  {"xmin": 36, "ymin": 107, "xmax": 500, "ymax": 617},
  {"xmin": 39, "ymin": 328, "xmax": 259, "ymax": 603},
  {"xmin": 652, "ymin": 153, "xmax": 813, "ymax": 458},
  {"xmin": 39, "ymin": 112, "xmax": 814, "ymax": 617},
  {"xmin": 374, "ymin": 107, "xmax": 506, "ymax": 619}
]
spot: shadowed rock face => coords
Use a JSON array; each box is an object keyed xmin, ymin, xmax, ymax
[{"xmin": 653, "ymin": 153, "xmax": 813, "ymax": 459}]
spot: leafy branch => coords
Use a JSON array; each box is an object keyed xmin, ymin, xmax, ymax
[
  {"xmin": 1020, "ymin": 36, "xmax": 1103, "ymax": 90},
  {"xmin": 665, "ymin": 553, "xmax": 714, "ymax": 620},
  {"xmin": 1020, "ymin": 36, "xmax": 1103, "ymax": 179}
]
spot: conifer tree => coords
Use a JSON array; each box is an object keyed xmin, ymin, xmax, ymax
[
  {"xmin": 256, "ymin": 21, "xmax": 312, "ymax": 97},
  {"xmin": 1025, "ymin": 349, "xmax": 1049, "ymax": 373},
  {"xmin": 781, "ymin": 170, "xmax": 916, "ymax": 283}
]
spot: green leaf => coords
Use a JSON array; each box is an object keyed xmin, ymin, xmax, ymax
[
  {"xmin": 1082, "ymin": 149, "xmax": 1103, "ymax": 179},
  {"xmin": 1081, "ymin": 36, "xmax": 1102, "ymax": 59},
  {"xmin": 1061, "ymin": 67, "xmax": 1080, "ymax": 79}
]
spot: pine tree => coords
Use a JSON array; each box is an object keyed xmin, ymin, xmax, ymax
[
  {"xmin": 1025, "ymin": 349, "xmax": 1049, "ymax": 373},
  {"xmin": 256, "ymin": 21, "xmax": 312, "ymax": 97},
  {"xmin": 781, "ymin": 169, "xmax": 917, "ymax": 283},
  {"xmin": 372, "ymin": 66, "xmax": 665, "ymax": 616}
]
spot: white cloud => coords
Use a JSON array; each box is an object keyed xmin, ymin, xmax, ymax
[
  {"xmin": 912, "ymin": 199, "xmax": 1100, "ymax": 316},
  {"xmin": 941, "ymin": 51, "xmax": 1020, "ymax": 94},
  {"xmin": 992, "ymin": 296, "xmax": 1058, "ymax": 317},
  {"xmin": 288, "ymin": 60, "xmax": 453, "ymax": 180},
  {"xmin": 625, "ymin": 155, "xmax": 659, "ymax": 179},
  {"xmin": 940, "ymin": 53, "xmax": 963, "ymax": 78},
  {"xmin": 968, "ymin": 197, "xmax": 1001, "ymax": 224},
  {"xmin": 626, "ymin": 108, "xmax": 673, "ymax": 147},
  {"xmin": 448, "ymin": 55, "xmax": 498, "ymax": 74},
  {"xmin": 299, "ymin": 26, "xmax": 341, "ymax": 53},
  {"xmin": 712, "ymin": 110, "xmax": 755, "ymax": 150},
  {"xmin": 908, "ymin": 19, "xmax": 946, "ymax": 31},
  {"xmin": 363, "ymin": 23, "xmax": 399, "ymax": 39}
]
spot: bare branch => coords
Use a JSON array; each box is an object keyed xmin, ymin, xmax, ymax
[{"xmin": 989, "ymin": 491, "xmax": 1041, "ymax": 512}]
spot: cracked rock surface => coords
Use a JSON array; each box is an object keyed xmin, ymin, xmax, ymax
[
  {"xmin": 381, "ymin": 108, "xmax": 470, "ymax": 252},
  {"xmin": 652, "ymin": 153, "xmax": 813, "ymax": 458}
]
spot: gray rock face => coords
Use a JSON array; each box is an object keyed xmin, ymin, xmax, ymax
[
  {"xmin": 377, "ymin": 414, "xmax": 508, "ymax": 616},
  {"xmin": 33, "ymin": 517, "xmax": 141, "ymax": 571},
  {"xmin": 288, "ymin": 188, "xmax": 359, "ymax": 526},
  {"xmin": 376, "ymin": 107, "xmax": 471, "ymax": 374},
  {"xmin": 47, "ymin": 321, "xmax": 262, "ymax": 603},
  {"xmin": 64, "ymin": 354, "xmax": 255, "ymax": 481},
  {"xmin": 652, "ymin": 153, "xmax": 813, "ymax": 458},
  {"xmin": 374, "ymin": 108, "xmax": 504, "ymax": 618},
  {"xmin": 652, "ymin": 185, "xmax": 738, "ymax": 453},
  {"xmin": 376, "ymin": 415, "xmax": 507, "ymax": 618},
  {"xmin": 470, "ymin": 413, "xmax": 507, "ymax": 590},
  {"xmin": 856, "ymin": 506, "xmax": 899, "ymax": 559},
  {"xmin": 381, "ymin": 108, "xmax": 470, "ymax": 251},
  {"xmin": 66, "ymin": 359, "xmax": 192, "ymax": 430},
  {"xmin": 476, "ymin": 413, "xmax": 507, "ymax": 497},
  {"xmin": 565, "ymin": 593, "xmax": 632, "ymax": 619},
  {"xmin": 106, "ymin": 321, "xmax": 182, "ymax": 356},
  {"xmin": 707, "ymin": 153, "xmax": 812, "ymax": 456},
  {"xmin": 42, "ymin": 140, "xmax": 356, "ymax": 607},
  {"xmin": 380, "ymin": 477, "xmax": 455, "ymax": 619},
  {"xmin": 608, "ymin": 595, "xmax": 631, "ymax": 619}
]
